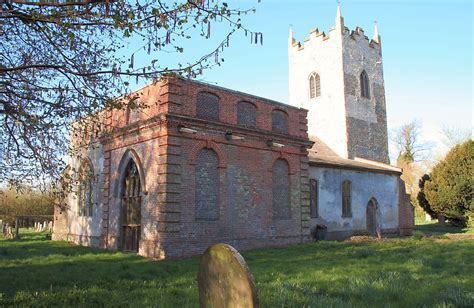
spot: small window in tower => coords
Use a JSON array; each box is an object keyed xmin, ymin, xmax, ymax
[
  {"xmin": 309, "ymin": 73, "xmax": 321, "ymax": 99},
  {"xmin": 360, "ymin": 70, "xmax": 370, "ymax": 99}
]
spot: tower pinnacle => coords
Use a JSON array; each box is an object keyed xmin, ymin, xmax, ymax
[
  {"xmin": 289, "ymin": 26, "xmax": 294, "ymax": 44},
  {"xmin": 335, "ymin": 4, "xmax": 344, "ymax": 32},
  {"xmin": 373, "ymin": 22, "xmax": 381, "ymax": 44}
]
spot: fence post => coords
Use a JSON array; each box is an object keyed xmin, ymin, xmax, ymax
[{"xmin": 15, "ymin": 216, "xmax": 20, "ymax": 240}]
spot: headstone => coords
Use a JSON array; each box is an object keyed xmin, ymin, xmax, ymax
[{"xmin": 197, "ymin": 243, "xmax": 259, "ymax": 308}]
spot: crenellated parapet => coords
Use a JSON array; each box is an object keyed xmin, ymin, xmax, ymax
[{"xmin": 288, "ymin": 6, "xmax": 381, "ymax": 52}]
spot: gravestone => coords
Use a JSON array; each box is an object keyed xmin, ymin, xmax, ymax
[{"xmin": 197, "ymin": 243, "xmax": 259, "ymax": 308}]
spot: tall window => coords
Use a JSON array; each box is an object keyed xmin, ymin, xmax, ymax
[
  {"xmin": 309, "ymin": 179, "xmax": 319, "ymax": 218},
  {"xmin": 272, "ymin": 109, "xmax": 289, "ymax": 134},
  {"xmin": 78, "ymin": 162, "xmax": 93, "ymax": 217},
  {"xmin": 309, "ymin": 73, "xmax": 321, "ymax": 99},
  {"xmin": 237, "ymin": 101, "xmax": 257, "ymax": 127},
  {"xmin": 360, "ymin": 70, "xmax": 370, "ymax": 98},
  {"xmin": 195, "ymin": 149, "xmax": 219, "ymax": 220},
  {"xmin": 121, "ymin": 160, "xmax": 142, "ymax": 252},
  {"xmin": 342, "ymin": 180, "xmax": 352, "ymax": 217},
  {"xmin": 196, "ymin": 92, "xmax": 219, "ymax": 120},
  {"xmin": 272, "ymin": 159, "xmax": 291, "ymax": 219}
]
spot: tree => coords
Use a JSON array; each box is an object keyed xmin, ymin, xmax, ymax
[
  {"xmin": 424, "ymin": 140, "xmax": 473, "ymax": 226},
  {"xmin": 417, "ymin": 174, "xmax": 436, "ymax": 218},
  {"xmin": 392, "ymin": 120, "xmax": 427, "ymax": 164},
  {"xmin": 440, "ymin": 125, "xmax": 472, "ymax": 149},
  {"xmin": 1, "ymin": 0, "xmax": 258, "ymax": 188},
  {"xmin": 391, "ymin": 121, "xmax": 429, "ymax": 212},
  {"xmin": 0, "ymin": 187, "xmax": 53, "ymax": 225}
]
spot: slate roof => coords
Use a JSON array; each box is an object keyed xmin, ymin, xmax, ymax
[{"xmin": 308, "ymin": 135, "xmax": 402, "ymax": 175}]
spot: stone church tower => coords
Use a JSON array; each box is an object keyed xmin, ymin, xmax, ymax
[{"xmin": 288, "ymin": 6, "xmax": 389, "ymax": 163}]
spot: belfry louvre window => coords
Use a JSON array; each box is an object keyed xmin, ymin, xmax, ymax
[
  {"xmin": 360, "ymin": 70, "xmax": 370, "ymax": 98},
  {"xmin": 237, "ymin": 101, "xmax": 257, "ymax": 127},
  {"xmin": 78, "ymin": 162, "xmax": 93, "ymax": 217},
  {"xmin": 309, "ymin": 179, "xmax": 319, "ymax": 218},
  {"xmin": 196, "ymin": 92, "xmax": 219, "ymax": 120},
  {"xmin": 121, "ymin": 160, "xmax": 142, "ymax": 252},
  {"xmin": 309, "ymin": 73, "xmax": 321, "ymax": 99},
  {"xmin": 342, "ymin": 180, "xmax": 352, "ymax": 217},
  {"xmin": 272, "ymin": 159, "xmax": 291, "ymax": 219},
  {"xmin": 272, "ymin": 109, "xmax": 289, "ymax": 134},
  {"xmin": 195, "ymin": 149, "xmax": 219, "ymax": 220}
]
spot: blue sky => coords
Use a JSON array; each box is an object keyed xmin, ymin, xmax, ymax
[{"xmin": 134, "ymin": 0, "xmax": 473, "ymax": 159}]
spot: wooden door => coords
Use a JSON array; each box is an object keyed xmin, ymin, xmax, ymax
[{"xmin": 121, "ymin": 161, "xmax": 141, "ymax": 252}]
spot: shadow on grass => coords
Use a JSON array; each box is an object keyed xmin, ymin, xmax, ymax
[
  {"xmin": 415, "ymin": 222, "xmax": 467, "ymax": 234},
  {"xmin": 1, "ymin": 233, "xmax": 473, "ymax": 307}
]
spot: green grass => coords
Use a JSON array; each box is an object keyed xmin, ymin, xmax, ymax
[
  {"xmin": 415, "ymin": 220, "xmax": 474, "ymax": 235},
  {"xmin": 1, "ymin": 230, "xmax": 473, "ymax": 307}
]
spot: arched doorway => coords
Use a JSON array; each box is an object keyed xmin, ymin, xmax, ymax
[
  {"xmin": 366, "ymin": 198, "xmax": 378, "ymax": 236},
  {"xmin": 121, "ymin": 160, "xmax": 142, "ymax": 252}
]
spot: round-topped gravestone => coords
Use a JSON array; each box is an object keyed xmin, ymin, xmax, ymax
[{"xmin": 197, "ymin": 243, "xmax": 259, "ymax": 308}]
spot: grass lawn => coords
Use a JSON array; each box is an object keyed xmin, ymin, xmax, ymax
[
  {"xmin": 415, "ymin": 219, "xmax": 474, "ymax": 235},
  {"xmin": 1, "ymin": 229, "xmax": 473, "ymax": 307}
]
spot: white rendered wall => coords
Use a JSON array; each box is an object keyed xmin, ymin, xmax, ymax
[
  {"xmin": 308, "ymin": 165, "xmax": 399, "ymax": 236},
  {"xmin": 288, "ymin": 26, "xmax": 349, "ymax": 158},
  {"xmin": 64, "ymin": 142, "xmax": 104, "ymax": 246}
]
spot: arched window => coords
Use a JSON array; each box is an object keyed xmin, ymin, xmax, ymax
[
  {"xmin": 309, "ymin": 179, "xmax": 319, "ymax": 218},
  {"xmin": 121, "ymin": 160, "xmax": 142, "ymax": 252},
  {"xmin": 309, "ymin": 73, "xmax": 321, "ymax": 99},
  {"xmin": 195, "ymin": 149, "xmax": 219, "ymax": 220},
  {"xmin": 342, "ymin": 180, "xmax": 352, "ymax": 217},
  {"xmin": 272, "ymin": 109, "xmax": 289, "ymax": 134},
  {"xmin": 272, "ymin": 159, "xmax": 290, "ymax": 219},
  {"xmin": 360, "ymin": 70, "xmax": 370, "ymax": 98},
  {"xmin": 237, "ymin": 101, "xmax": 257, "ymax": 127},
  {"xmin": 78, "ymin": 161, "xmax": 93, "ymax": 217},
  {"xmin": 196, "ymin": 92, "xmax": 219, "ymax": 120}
]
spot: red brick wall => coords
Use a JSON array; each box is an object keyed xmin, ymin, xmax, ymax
[
  {"xmin": 398, "ymin": 178, "xmax": 415, "ymax": 236},
  {"xmin": 97, "ymin": 77, "xmax": 312, "ymax": 258}
]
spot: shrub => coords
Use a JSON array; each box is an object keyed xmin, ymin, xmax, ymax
[{"xmin": 424, "ymin": 140, "xmax": 473, "ymax": 226}]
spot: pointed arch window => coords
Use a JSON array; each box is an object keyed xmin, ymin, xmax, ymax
[
  {"xmin": 309, "ymin": 72, "xmax": 321, "ymax": 99},
  {"xmin": 195, "ymin": 149, "xmax": 219, "ymax": 220},
  {"xmin": 78, "ymin": 161, "xmax": 94, "ymax": 217},
  {"xmin": 360, "ymin": 70, "xmax": 370, "ymax": 98},
  {"xmin": 342, "ymin": 180, "xmax": 352, "ymax": 217},
  {"xmin": 272, "ymin": 159, "xmax": 291, "ymax": 219},
  {"xmin": 121, "ymin": 160, "xmax": 142, "ymax": 252}
]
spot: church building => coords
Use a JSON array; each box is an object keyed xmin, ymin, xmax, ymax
[{"xmin": 53, "ymin": 7, "xmax": 414, "ymax": 259}]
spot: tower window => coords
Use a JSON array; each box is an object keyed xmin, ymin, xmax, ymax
[
  {"xmin": 360, "ymin": 70, "xmax": 370, "ymax": 99},
  {"xmin": 309, "ymin": 73, "xmax": 321, "ymax": 99}
]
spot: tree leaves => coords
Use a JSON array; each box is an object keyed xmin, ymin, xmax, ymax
[{"xmin": 0, "ymin": 0, "xmax": 260, "ymax": 188}]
